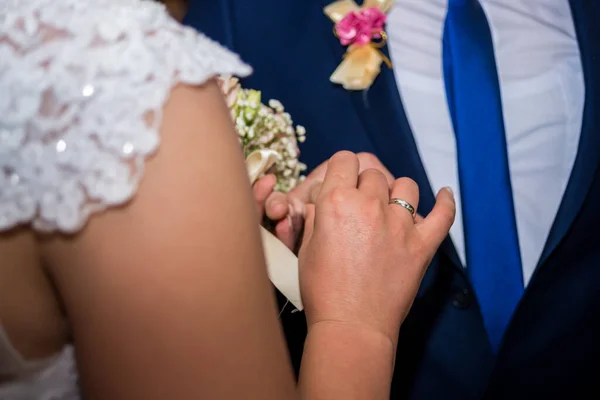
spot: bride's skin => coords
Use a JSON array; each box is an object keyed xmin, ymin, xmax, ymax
[{"xmin": 0, "ymin": 81, "xmax": 455, "ymax": 399}]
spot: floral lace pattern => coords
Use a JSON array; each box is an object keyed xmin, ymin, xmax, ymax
[{"xmin": 0, "ymin": 0, "xmax": 251, "ymax": 234}]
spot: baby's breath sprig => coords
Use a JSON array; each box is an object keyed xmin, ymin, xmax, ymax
[{"xmin": 218, "ymin": 76, "xmax": 307, "ymax": 193}]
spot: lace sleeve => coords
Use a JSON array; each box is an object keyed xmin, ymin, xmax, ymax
[{"xmin": 0, "ymin": 0, "xmax": 251, "ymax": 234}]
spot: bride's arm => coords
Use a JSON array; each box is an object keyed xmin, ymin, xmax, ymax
[{"xmin": 41, "ymin": 82, "xmax": 297, "ymax": 399}]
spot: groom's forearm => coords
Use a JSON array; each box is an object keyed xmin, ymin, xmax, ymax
[{"xmin": 298, "ymin": 322, "xmax": 395, "ymax": 400}]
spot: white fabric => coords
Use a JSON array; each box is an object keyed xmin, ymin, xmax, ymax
[
  {"xmin": 0, "ymin": 347, "xmax": 78, "ymax": 400},
  {"xmin": 0, "ymin": 0, "xmax": 251, "ymax": 234},
  {"xmin": 246, "ymin": 149, "xmax": 303, "ymax": 310},
  {"xmin": 387, "ymin": 0, "xmax": 584, "ymax": 284},
  {"xmin": 0, "ymin": 327, "xmax": 58, "ymax": 380},
  {"xmin": 0, "ymin": 0, "xmax": 251, "ymax": 397}
]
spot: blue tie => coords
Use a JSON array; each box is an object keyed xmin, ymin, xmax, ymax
[{"xmin": 442, "ymin": 0, "xmax": 524, "ymax": 352}]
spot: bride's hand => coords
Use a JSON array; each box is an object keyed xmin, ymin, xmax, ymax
[
  {"xmin": 252, "ymin": 174, "xmax": 277, "ymax": 220},
  {"xmin": 298, "ymin": 151, "xmax": 455, "ymax": 347},
  {"xmin": 263, "ymin": 152, "xmax": 426, "ymax": 251}
]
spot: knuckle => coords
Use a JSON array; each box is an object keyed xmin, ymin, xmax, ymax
[
  {"xmin": 330, "ymin": 170, "xmax": 350, "ymax": 184},
  {"xmin": 362, "ymin": 197, "xmax": 385, "ymax": 220},
  {"xmin": 395, "ymin": 177, "xmax": 420, "ymax": 198},
  {"xmin": 331, "ymin": 150, "xmax": 358, "ymax": 163},
  {"xmin": 357, "ymin": 152, "xmax": 380, "ymax": 167},
  {"xmin": 326, "ymin": 186, "xmax": 352, "ymax": 206},
  {"xmin": 361, "ymin": 168, "xmax": 386, "ymax": 180},
  {"xmin": 396, "ymin": 177, "xmax": 419, "ymax": 191},
  {"xmin": 359, "ymin": 169, "xmax": 388, "ymax": 189}
]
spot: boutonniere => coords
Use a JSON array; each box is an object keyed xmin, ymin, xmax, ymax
[{"xmin": 324, "ymin": 0, "xmax": 395, "ymax": 90}]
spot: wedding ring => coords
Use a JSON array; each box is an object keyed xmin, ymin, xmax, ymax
[{"xmin": 389, "ymin": 198, "xmax": 416, "ymax": 218}]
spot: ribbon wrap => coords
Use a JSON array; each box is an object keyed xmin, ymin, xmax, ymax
[{"xmin": 246, "ymin": 150, "xmax": 303, "ymax": 310}]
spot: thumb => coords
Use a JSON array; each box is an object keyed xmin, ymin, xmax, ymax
[{"xmin": 416, "ymin": 187, "xmax": 456, "ymax": 250}]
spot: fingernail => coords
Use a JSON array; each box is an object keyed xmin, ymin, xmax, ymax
[{"xmin": 287, "ymin": 214, "xmax": 293, "ymax": 230}]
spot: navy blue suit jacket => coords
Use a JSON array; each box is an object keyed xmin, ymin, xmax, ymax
[{"xmin": 185, "ymin": 1, "xmax": 600, "ymax": 398}]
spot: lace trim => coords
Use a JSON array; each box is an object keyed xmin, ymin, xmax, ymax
[{"xmin": 0, "ymin": 0, "xmax": 251, "ymax": 234}]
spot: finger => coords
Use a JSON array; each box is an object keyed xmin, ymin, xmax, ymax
[
  {"xmin": 319, "ymin": 151, "xmax": 359, "ymax": 199},
  {"xmin": 273, "ymin": 199, "xmax": 305, "ymax": 250},
  {"xmin": 388, "ymin": 177, "xmax": 420, "ymax": 223},
  {"xmin": 288, "ymin": 179, "xmax": 322, "ymax": 207},
  {"xmin": 286, "ymin": 161, "xmax": 329, "ymax": 204},
  {"xmin": 288, "ymin": 153, "xmax": 392, "ymax": 206},
  {"xmin": 357, "ymin": 152, "xmax": 395, "ymax": 186},
  {"xmin": 357, "ymin": 169, "xmax": 390, "ymax": 204},
  {"xmin": 301, "ymin": 204, "xmax": 316, "ymax": 246},
  {"xmin": 253, "ymin": 174, "xmax": 276, "ymax": 216},
  {"xmin": 417, "ymin": 187, "xmax": 455, "ymax": 250},
  {"xmin": 306, "ymin": 181, "xmax": 322, "ymax": 204},
  {"xmin": 265, "ymin": 192, "xmax": 289, "ymax": 221},
  {"xmin": 275, "ymin": 217, "xmax": 297, "ymax": 251}
]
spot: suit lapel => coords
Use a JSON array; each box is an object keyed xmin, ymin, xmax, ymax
[
  {"xmin": 321, "ymin": 0, "xmax": 463, "ymax": 269},
  {"xmin": 536, "ymin": 0, "xmax": 600, "ymax": 269}
]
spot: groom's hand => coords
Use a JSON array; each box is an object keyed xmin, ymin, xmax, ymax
[{"xmin": 265, "ymin": 153, "xmax": 396, "ymax": 250}]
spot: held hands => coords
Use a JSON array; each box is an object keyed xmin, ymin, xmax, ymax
[
  {"xmin": 255, "ymin": 152, "xmax": 399, "ymax": 250},
  {"xmin": 253, "ymin": 152, "xmax": 426, "ymax": 248},
  {"xmin": 298, "ymin": 151, "xmax": 455, "ymax": 347}
]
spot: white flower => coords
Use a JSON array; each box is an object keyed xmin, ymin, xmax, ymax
[{"xmin": 218, "ymin": 76, "xmax": 307, "ymax": 192}]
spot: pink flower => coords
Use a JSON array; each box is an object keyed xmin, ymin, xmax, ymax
[{"xmin": 335, "ymin": 7, "xmax": 387, "ymax": 46}]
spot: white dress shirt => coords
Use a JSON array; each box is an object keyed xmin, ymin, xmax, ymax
[{"xmin": 387, "ymin": 0, "xmax": 585, "ymax": 284}]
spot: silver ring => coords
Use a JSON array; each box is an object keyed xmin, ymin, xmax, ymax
[{"xmin": 389, "ymin": 198, "xmax": 416, "ymax": 218}]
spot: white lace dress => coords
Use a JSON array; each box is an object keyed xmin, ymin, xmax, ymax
[{"xmin": 0, "ymin": 0, "xmax": 251, "ymax": 398}]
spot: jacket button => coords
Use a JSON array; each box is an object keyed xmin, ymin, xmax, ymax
[{"xmin": 452, "ymin": 288, "xmax": 471, "ymax": 309}]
